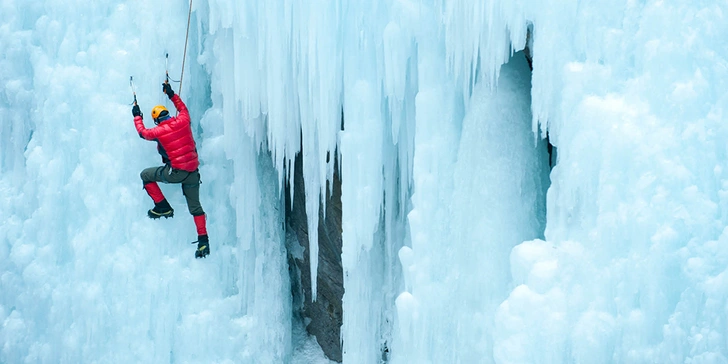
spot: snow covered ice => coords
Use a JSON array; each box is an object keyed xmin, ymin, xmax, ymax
[{"xmin": 2, "ymin": 0, "xmax": 728, "ymax": 363}]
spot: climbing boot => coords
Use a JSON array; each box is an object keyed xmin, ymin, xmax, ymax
[
  {"xmin": 194, "ymin": 234, "xmax": 210, "ymax": 258},
  {"xmin": 148, "ymin": 199, "xmax": 174, "ymax": 219}
]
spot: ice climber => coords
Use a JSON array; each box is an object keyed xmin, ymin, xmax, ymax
[{"xmin": 131, "ymin": 81, "xmax": 210, "ymax": 258}]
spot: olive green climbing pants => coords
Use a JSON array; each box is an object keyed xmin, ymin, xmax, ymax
[{"xmin": 140, "ymin": 165, "xmax": 205, "ymax": 216}]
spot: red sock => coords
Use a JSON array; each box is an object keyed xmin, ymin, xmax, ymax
[
  {"xmin": 194, "ymin": 214, "xmax": 207, "ymax": 236},
  {"xmin": 143, "ymin": 182, "xmax": 165, "ymax": 203}
]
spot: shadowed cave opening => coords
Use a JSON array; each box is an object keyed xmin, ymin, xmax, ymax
[{"xmin": 282, "ymin": 39, "xmax": 552, "ymax": 363}]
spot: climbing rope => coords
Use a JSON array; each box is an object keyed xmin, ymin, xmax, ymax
[
  {"xmin": 178, "ymin": 0, "xmax": 193, "ymax": 98},
  {"xmin": 127, "ymin": 2, "xmax": 193, "ymax": 113}
]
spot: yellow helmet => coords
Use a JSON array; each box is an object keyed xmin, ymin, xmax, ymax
[{"xmin": 151, "ymin": 105, "xmax": 169, "ymax": 124}]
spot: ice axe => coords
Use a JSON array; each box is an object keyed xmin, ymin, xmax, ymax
[
  {"xmin": 165, "ymin": 53, "xmax": 181, "ymax": 116},
  {"xmin": 164, "ymin": 53, "xmax": 181, "ymax": 84},
  {"xmin": 129, "ymin": 76, "xmax": 137, "ymax": 106},
  {"xmin": 165, "ymin": 53, "xmax": 171, "ymax": 85}
]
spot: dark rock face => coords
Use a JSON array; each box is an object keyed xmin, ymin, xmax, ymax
[
  {"xmin": 524, "ymin": 27, "xmax": 534, "ymax": 70},
  {"xmin": 285, "ymin": 151, "xmax": 344, "ymax": 362}
]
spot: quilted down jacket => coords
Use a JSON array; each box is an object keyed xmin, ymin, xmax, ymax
[{"xmin": 134, "ymin": 94, "xmax": 199, "ymax": 172}]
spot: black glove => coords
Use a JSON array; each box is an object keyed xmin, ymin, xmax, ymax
[
  {"xmin": 162, "ymin": 82, "xmax": 175, "ymax": 99},
  {"xmin": 132, "ymin": 104, "xmax": 142, "ymax": 118}
]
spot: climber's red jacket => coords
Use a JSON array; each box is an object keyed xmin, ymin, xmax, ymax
[{"xmin": 134, "ymin": 94, "xmax": 199, "ymax": 172}]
